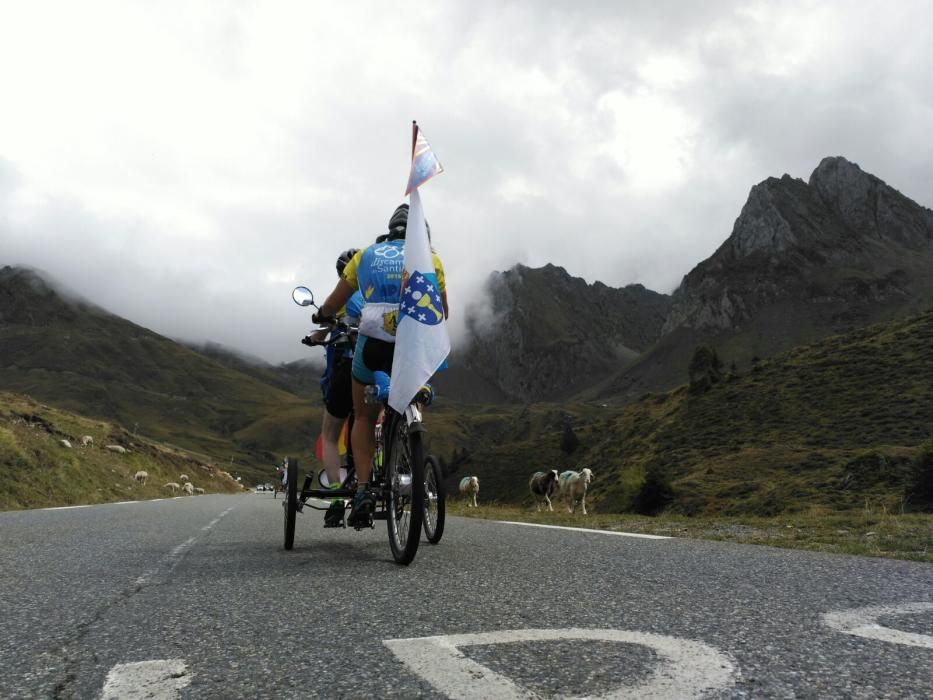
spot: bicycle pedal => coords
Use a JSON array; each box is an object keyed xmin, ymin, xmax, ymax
[{"xmin": 351, "ymin": 516, "xmax": 374, "ymax": 531}]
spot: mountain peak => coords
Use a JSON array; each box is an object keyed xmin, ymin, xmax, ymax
[{"xmin": 809, "ymin": 156, "xmax": 933, "ymax": 249}]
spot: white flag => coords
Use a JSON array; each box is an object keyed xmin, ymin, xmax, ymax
[{"xmin": 388, "ymin": 185, "xmax": 450, "ymax": 412}]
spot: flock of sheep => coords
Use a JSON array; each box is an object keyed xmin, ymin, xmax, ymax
[
  {"xmin": 60, "ymin": 434, "xmax": 209, "ymax": 497},
  {"xmin": 134, "ymin": 471, "xmax": 205, "ymax": 496},
  {"xmin": 458, "ymin": 468, "xmax": 595, "ymax": 515},
  {"xmin": 59, "ymin": 435, "xmax": 127, "ymax": 452}
]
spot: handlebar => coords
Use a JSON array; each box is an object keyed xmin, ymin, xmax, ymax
[{"xmin": 299, "ymin": 319, "xmax": 359, "ymax": 348}]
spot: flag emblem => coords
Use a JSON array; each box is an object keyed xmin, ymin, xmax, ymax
[
  {"xmin": 405, "ymin": 125, "xmax": 444, "ymax": 195},
  {"xmin": 400, "ymin": 271, "xmax": 444, "ymax": 326}
]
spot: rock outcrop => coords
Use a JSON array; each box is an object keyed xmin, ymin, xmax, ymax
[
  {"xmin": 663, "ymin": 157, "xmax": 933, "ymax": 335},
  {"xmin": 452, "ymin": 263, "xmax": 671, "ymax": 402}
]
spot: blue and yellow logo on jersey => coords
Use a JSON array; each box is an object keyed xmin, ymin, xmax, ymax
[{"xmin": 400, "ymin": 271, "xmax": 443, "ymax": 326}]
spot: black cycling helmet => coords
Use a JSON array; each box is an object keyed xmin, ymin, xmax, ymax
[
  {"xmin": 336, "ymin": 248, "xmax": 360, "ymax": 276},
  {"xmin": 385, "ymin": 202, "xmax": 431, "ymax": 242},
  {"xmin": 386, "ymin": 203, "xmax": 409, "ymax": 241}
]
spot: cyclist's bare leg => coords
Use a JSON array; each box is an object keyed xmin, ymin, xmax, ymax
[
  {"xmin": 350, "ymin": 379, "xmax": 379, "ymax": 487},
  {"xmin": 320, "ymin": 410, "xmax": 344, "ymax": 484}
]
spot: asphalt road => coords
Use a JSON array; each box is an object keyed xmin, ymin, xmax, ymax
[{"xmin": 0, "ymin": 493, "xmax": 931, "ymax": 699}]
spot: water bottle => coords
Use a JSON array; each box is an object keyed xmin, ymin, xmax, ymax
[{"xmin": 364, "ymin": 371, "xmax": 391, "ymax": 403}]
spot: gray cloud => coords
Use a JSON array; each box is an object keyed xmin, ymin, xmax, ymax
[{"xmin": 2, "ymin": 1, "xmax": 932, "ymax": 363}]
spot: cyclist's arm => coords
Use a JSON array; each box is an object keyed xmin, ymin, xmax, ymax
[{"xmin": 319, "ymin": 279, "xmax": 355, "ymax": 319}]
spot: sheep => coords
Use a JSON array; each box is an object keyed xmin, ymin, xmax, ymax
[
  {"xmin": 163, "ymin": 482, "xmax": 180, "ymax": 494},
  {"xmin": 559, "ymin": 468, "xmax": 594, "ymax": 515},
  {"xmin": 459, "ymin": 476, "xmax": 480, "ymax": 507},
  {"xmin": 60, "ymin": 439, "xmax": 73, "ymax": 449},
  {"xmin": 134, "ymin": 471, "xmax": 149, "ymax": 485},
  {"xmin": 194, "ymin": 487, "xmax": 205, "ymax": 494},
  {"xmin": 80, "ymin": 435, "xmax": 94, "ymax": 447},
  {"xmin": 105, "ymin": 445, "xmax": 127, "ymax": 454},
  {"xmin": 179, "ymin": 474, "xmax": 190, "ymax": 482},
  {"xmin": 181, "ymin": 482, "xmax": 195, "ymax": 495},
  {"xmin": 529, "ymin": 470, "xmax": 560, "ymax": 512}
]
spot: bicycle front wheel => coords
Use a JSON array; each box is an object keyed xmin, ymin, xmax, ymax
[
  {"xmin": 423, "ymin": 455, "xmax": 446, "ymax": 544},
  {"xmin": 386, "ymin": 421, "xmax": 425, "ymax": 565},
  {"xmin": 283, "ymin": 457, "xmax": 298, "ymax": 550}
]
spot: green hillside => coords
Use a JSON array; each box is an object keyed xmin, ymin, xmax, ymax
[
  {"xmin": 435, "ymin": 310, "xmax": 933, "ymax": 516},
  {"xmin": 0, "ymin": 392, "xmax": 245, "ymax": 510},
  {"xmin": 0, "ymin": 267, "xmax": 320, "ymax": 484}
]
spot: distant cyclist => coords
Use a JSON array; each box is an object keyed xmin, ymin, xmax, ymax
[{"xmin": 315, "ymin": 204, "xmax": 448, "ymax": 527}]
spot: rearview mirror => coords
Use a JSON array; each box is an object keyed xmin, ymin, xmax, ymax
[{"xmin": 292, "ymin": 286, "xmax": 315, "ymax": 307}]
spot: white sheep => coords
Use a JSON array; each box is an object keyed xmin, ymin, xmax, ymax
[
  {"xmin": 181, "ymin": 482, "xmax": 195, "ymax": 495},
  {"xmin": 80, "ymin": 435, "xmax": 94, "ymax": 447},
  {"xmin": 559, "ymin": 468, "xmax": 594, "ymax": 515},
  {"xmin": 60, "ymin": 439, "xmax": 73, "ymax": 449},
  {"xmin": 163, "ymin": 482, "xmax": 180, "ymax": 494},
  {"xmin": 105, "ymin": 445, "xmax": 128, "ymax": 455},
  {"xmin": 459, "ymin": 476, "xmax": 480, "ymax": 507},
  {"xmin": 134, "ymin": 471, "xmax": 149, "ymax": 485},
  {"xmin": 179, "ymin": 474, "xmax": 190, "ymax": 482},
  {"xmin": 194, "ymin": 487, "xmax": 205, "ymax": 494}
]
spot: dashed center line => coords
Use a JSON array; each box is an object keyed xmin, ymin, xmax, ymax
[
  {"xmin": 100, "ymin": 659, "xmax": 191, "ymax": 699},
  {"xmin": 134, "ymin": 506, "xmax": 235, "ymax": 587}
]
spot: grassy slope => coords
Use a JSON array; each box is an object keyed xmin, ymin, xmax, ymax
[
  {"xmin": 0, "ymin": 392, "xmax": 245, "ymax": 510},
  {"xmin": 433, "ymin": 310, "xmax": 933, "ymax": 517},
  {"xmin": 0, "ymin": 323, "xmax": 320, "ymax": 485}
]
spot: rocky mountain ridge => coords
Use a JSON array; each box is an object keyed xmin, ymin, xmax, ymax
[
  {"xmin": 445, "ymin": 263, "xmax": 671, "ymax": 401},
  {"xmin": 454, "ymin": 157, "xmax": 933, "ymax": 403},
  {"xmin": 664, "ymin": 156, "xmax": 933, "ymax": 335}
]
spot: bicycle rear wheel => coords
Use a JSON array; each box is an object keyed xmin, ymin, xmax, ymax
[
  {"xmin": 386, "ymin": 420, "xmax": 425, "ymax": 565},
  {"xmin": 423, "ymin": 455, "xmax": 446, "ymax": 544},
  {"xmin": 283, "ymin": 457, "xmax": 298, "ymax": 550}
]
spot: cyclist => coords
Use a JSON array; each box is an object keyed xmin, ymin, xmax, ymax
[
  {"xmin": 314, "ymin": 203, "xmax": 448, "ymax": 527},
  {"xmin": 311, "ymin": 248, "xmax": 364, "ymax": 527}
]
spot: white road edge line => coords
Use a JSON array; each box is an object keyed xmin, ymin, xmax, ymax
[
  {"xmin": 493, "ymin": 520, "xmax": 670, "ymax": 539},
  {"xmin": 100, "ymin": 659, "xmax": 190, "ymax": 699},
  {"xmin": 38, "ymin": 496, "xmax": 225, "ymax": 511}
]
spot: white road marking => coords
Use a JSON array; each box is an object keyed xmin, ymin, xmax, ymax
[
  {"xmin": 384, "ymin": 627, "xmax": 737, "ymax": 699},
  {"xmin": 494, "ymin": 520, "xmax": 670, "ymax": 540},
  {"xmin": 37, "ymin": 495, "xmax": 229, "ymax": 512},
  {"xmin": 823, "ymin": 602, "xmax": 933, "ymax": 649},
  {"xmin": 100, "ymin": 659, "xmax": 190, "ymax": 699},
  {"xmin": 135, "ymin": 507, "xmax": 235, "ymax": 586},
  {"xmin": 201, "ymin": 506, "xmax": 234, "ymax": 531}
]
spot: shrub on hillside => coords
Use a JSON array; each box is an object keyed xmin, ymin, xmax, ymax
[
  {"xmin": 632, "ymin": 463, "xmax": 674, "ymax": 515},
  {"xmin": 905, "ymin": 440, "xmax": 933, "ymax": 511},
  {"xmin": 560, "ymin": 422, "xmax": 580, "ymax": 453},
  {"xmin": 688, "ymin": 346, "xmax": 723, "ymax": 394}
]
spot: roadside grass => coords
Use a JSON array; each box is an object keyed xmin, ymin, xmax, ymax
[
  {"xmin": 446, "ymin": 501, "xmax": 933, "ymax": 563},
  {"xmin": 0, "ymin": 392, "xmax": 245, "ymax": 510}
]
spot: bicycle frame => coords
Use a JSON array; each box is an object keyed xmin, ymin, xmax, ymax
[{"xmin": 296, "ymin": 403, "xmax": 423, "ymax": 513}]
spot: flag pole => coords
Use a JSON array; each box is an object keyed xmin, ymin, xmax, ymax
[{"xmin": 411, "ymin": 120, "xmax": 418, "ymax": 162}]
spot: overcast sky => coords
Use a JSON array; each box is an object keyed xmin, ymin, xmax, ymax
[{"xmin": 2, "ymin": 1, "xmax": 932, "ymax": 363}]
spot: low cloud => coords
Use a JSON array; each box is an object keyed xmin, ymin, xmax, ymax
[{"xmin": 2, "ymin": 1, "xmax": 932, "ymax": 362}]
